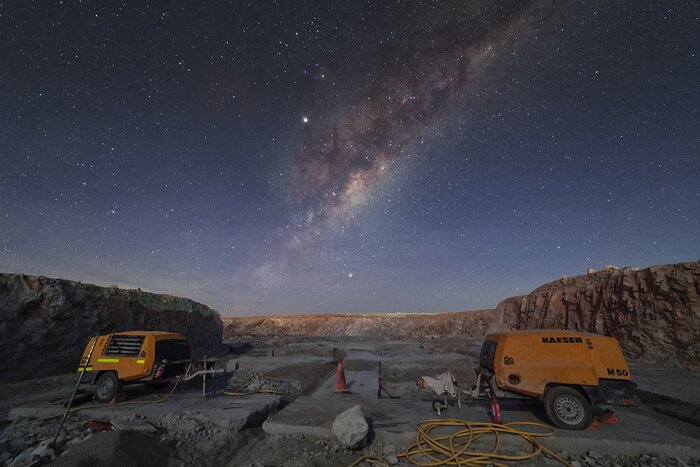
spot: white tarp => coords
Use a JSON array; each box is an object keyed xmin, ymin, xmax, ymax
[{"xmin": 416, "ymin": 371, "xmax": 459, "ymax": 397}]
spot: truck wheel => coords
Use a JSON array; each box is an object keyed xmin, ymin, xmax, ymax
[
  {"xmin": 544, "ymin": 386, "xmax": 592, "ymax": 430},
  {"xmin": 95, "ymin": 371, "xmax": 122, "ymax": 403}
]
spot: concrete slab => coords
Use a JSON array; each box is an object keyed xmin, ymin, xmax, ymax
[
  {"xmin": 263, "ymin": 369, "xmax": 700, "ymax": 458},
  {"xmin": 76, "ymin": 392, "xmax": 280, "ymax": 433},
  {"xmin": 6, "ymin": 384, "xmax": 282, "ymax": 438},
  {"xmin": 263, "ymin": 370, "xmax": 425, "ymax": 442}
]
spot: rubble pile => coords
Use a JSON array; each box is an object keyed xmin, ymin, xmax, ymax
[
  {"xmin": 157, "ymin": 410, "xmax": 221, "ymax": 444},
  {"xmin": 2, "ymin": 410, "xmax": 224, "ymax": 466},
  {"xmin": 226, "ymin": 369, "xmax": 302, "ymax": 395},
  {"xmin": 50, "ymin": 430, "xmax": 178, "ymax": 467},
  {"xmin": 0, "ymin": 414, "xmax": 91, "ymax": 466},
  {"xmin": 567, "ymin": 450, "xmax": 699, "ymax": 467},
  {"xmin": 261, "ymin": 434, "xmax": 405, "ymax": 467}
]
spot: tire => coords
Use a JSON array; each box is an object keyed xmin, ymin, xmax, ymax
[
  {"xmin": 543, "ymin": 386, "xmax": 592, "ymax": 430},
  {"xmin": 95, "ymin": 371, "xmax": 122, "ymax": 403},
  {"xmin": 432, "ymin": 399, "xmax": 447, "ymax": 414}
]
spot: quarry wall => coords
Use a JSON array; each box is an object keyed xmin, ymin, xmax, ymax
[
  {"xmin": 0, "ymin": 273, "xmax": 223, "ymax": 382},
  {"xmin": 489, "ymin": 260, "xmax": 700, "ymax": 367}
]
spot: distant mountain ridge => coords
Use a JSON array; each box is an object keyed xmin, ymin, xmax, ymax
[{"xmin": 222, "ymin": 310, "xmax": 494, "ymax": 339}]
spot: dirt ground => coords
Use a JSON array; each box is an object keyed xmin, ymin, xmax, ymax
[{"xmin": 1, "ymin": 335, "xmax": 699, "ymax": 466}]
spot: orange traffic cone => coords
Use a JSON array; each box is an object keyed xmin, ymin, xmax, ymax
[
  {"xmin": 334, "ymin": 359, "xmax": 350, "ymax": 393},
  {"xmin": 596, "ymin": 409, "xmax": 617, "ymax": 425},
  {"xmin": 585, "ymin": 419, "xmax": 599, "ymax": 431}
]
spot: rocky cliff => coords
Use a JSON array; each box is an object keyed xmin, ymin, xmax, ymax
[
  {"xmin": 489, "ymin": 260, "xmax": 700, "ymax": 367},
  {"xmin": 0, "ymin": 273, "xmax": 224, "ymax": 382},
  {"xmin": 222, "ymin": 310, "xmax": 494, "ymax": 339}
]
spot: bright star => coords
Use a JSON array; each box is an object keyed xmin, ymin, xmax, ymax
[{"xmin": 302, "ymin": 116, "xmax": 309, "ymax": 123}]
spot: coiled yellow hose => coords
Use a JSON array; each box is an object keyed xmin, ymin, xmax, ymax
[{"xmin": 399, "ymin": 419, "xmax": 571, "ymax": 466}]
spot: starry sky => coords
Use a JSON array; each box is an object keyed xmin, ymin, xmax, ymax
[{"xmin": 1, "ymin": 1, "xmax": 698, "ymax": 315}]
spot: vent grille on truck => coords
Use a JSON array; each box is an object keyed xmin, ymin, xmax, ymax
[
  {"xmin": 104, "ymin": 335, "xmax": 145, "ymax": 357},
  {"xmin": 479, "ymin": 340, "xmax": 497, "ymax": 370}
]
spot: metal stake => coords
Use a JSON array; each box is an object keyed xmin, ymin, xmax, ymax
[
  {"xmin": 202, "ymin": 355, "xmax": 207, "ymax": 397},
  {"xmin": 51, "ymin": 332, "xmax": 100, "ymax": 447}
]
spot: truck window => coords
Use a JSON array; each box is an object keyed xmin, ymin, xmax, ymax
[
  {"xmin": 479, "ymin": 340, "xmax": 497, "ymax": 370},
  {"xmin": 105, "ymin": 335, "xmax": 145, "ymax": 357},
  {"xmin": 155, "ymin": 339, "xmax": 191, "ymax": 361}
]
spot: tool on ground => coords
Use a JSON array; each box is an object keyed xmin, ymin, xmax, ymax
[
  {"xmin": 470, "ymin": 330, "xmax": 640, "ymax": 430},
  {"xmin": 87, "ymin": 420, "xmax": 113, "ymax": 431},
  {"xmin": 416, "ymin": 371, "xmax": 461, "ymax": 414},
  {"xmin": 335, "ymin": 359, "xmax": 350, "ymax": 393},
  {"xmin": 51, "ymin": 332, "xmax": 99, "ymax": 447}
]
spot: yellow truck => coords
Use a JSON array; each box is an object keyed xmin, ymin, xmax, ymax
[
  {"xmin": 472, "ymin": 330, "xmax": 640, "ymax": 429},
  {"xmin": 78, "ymin": 331, "xmax": 191, "ymax": 402}
]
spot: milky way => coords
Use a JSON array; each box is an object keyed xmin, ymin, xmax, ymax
[
  {"xmin": 286, "ymin": 1, "xmax": 543, "ymax": 240},
  {"xmin": 1, "ymin": 0, "xmax": 697, "ymax": 314}
]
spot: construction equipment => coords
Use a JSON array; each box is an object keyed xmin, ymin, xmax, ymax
[
  {"xmin": 470, "ymin": 330, "xmax": 640, "ymax": 430},
  {"xmin": 78, "ymin": 331, "xmax": 194, "ymax": 402}
]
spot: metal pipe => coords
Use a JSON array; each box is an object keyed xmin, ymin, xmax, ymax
[
  {"xmin": 202, "ymin": 355, "xmax": 207, "ymax": 397},
  {"xmin": 51, "ymin": 332, "xmax": 100, "ymax": 447}
]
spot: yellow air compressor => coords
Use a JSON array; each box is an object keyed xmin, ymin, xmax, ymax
[{"xmin": 471, "ymin": 330, "xmax": 640, "ymax": 430}]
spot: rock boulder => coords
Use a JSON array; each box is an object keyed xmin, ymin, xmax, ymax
[{"xmin": 332, "ymin": 404, "xmax": 369, "ymax": 448}]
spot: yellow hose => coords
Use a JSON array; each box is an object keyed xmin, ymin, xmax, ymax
[
  {"xmin": 398, "ymin": 419, "xmax": 571, "ymax": 467},
  {"xmin": 108, "ymin": 376, "xmax": 181, "ymax": 406}
]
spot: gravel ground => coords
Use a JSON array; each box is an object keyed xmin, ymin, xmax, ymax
[
  {"xmin": 3, "ymin": 335, "xmax": 700, "ymax": 466},
  {"xmin": 49, "ymin": 431, "xmax": 180, "ymax": 467}
]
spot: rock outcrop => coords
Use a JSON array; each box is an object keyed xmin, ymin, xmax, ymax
[
  {"xmin": 489, "ymin": 260, "xmax": 700, "ymax": 367},
  {"xmin": 222, "ymin": 310, "xmax": 494, "ymax": 339},
  {"xmin": 0, "ymin": 273, "xmax": 224, "ymax": 382}
]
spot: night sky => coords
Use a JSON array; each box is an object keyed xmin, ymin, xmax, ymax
[{"xmin": 1, "ymin": 1, "xmax": 698, "ymax": 315}]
